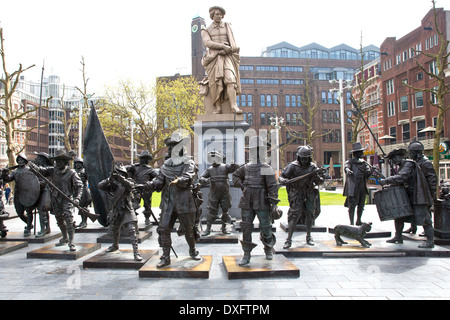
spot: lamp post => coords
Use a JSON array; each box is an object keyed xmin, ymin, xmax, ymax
[
  {"xmin": 270, "ymin": 115, "xmax": 284, "ymax": 177},
  {"xmin": 329, "ymin": 79, "xmax": 353, "ymax": 186},
  {"xmin": 130, "ymin": 120, "xmax": 135, "ymax": 164},
  {"xmin": 79, "ymin": 94, "xmax": 93, "ymax": 158}
]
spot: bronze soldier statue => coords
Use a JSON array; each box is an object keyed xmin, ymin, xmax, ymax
[
  {"xmin": 139, "ymin": 135, "xmax": 200, "ymax": 268},
  {"xmin": 126, "ymin": 150, "xmax": 158, "ymax": 226},
  {"xmin": 74, "ymin": 157, "xmax": 92, "ymax": 229},
  {"xmin": 279, "ymin": 145, "xmax": 325, "ymax": 248},
  {"xmin": 1, "ymin": 154, "xmax": 39, "ymax": 237},
  {"xmin": 343, "ymin": 142, "xmax": 373, "ymax": 225},
  {"xmin": 33, "ymin": 152, "xmax": 53, "ymax": 237},
  {"xmin": 199, "ymin": 150, "xmax": 239, "ymax": 235},
  {"xmin": 98, "ymin": 163, "xmax": 142, "ymax": 261},
  {"xmin": 232, "ymin": 136, "xmax": 280, "ymax": 266},
  {"xmin": 29, "ymin": 150, "xmax": 83, "ymax": 251},
  {"xmin": 380, "ymin": 140, "xmax": 437, "ymax": 248}
]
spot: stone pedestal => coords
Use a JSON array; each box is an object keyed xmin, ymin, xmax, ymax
[
  {"xmin": 0, "ymin": 232, "xmax": 62, "ymax": 243},
  {"xmin": 192, "ymin": 114, "xmax": 249, "ymax": 219},
  {"xmin": 0, "ymin": 241, "xmax": 28, "ymax": 256},
  {"xmin": 83, "ymin": 249, "xmax": 158, "ymax": 269},
  {"xmin": 27, "ymin": 243, "xmax": 101, "ymax": 260},
  {"xmin": 222, "ymin": 255, "xmax": 300, "ymax": 279},
  {"xmin": 276, "ymin": 237, "xmax": 450, "ymax": 258},
  {"xmin": 280, "ymin": 223, "xmax": 327, "ymax": 233},
  {"xmin": 96, "ymin": 230, "xmax": 152, "ymax": 244},
  {"xmin": 197, "ymin": 232, "xmax": 238, "ymax": 244},
  {"xmin": 139, "ymin": 255, "xmax": 212, "ymax": 279}
]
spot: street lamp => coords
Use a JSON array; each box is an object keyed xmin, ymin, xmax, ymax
[
  {"xmin": 130, "ymin": 120, "xmax": 135, "ymax": 164},
  {"xmin": 270, "ymin": 115, "xmax": 284, "ymax": 177},
  {"xmin": 329, "ymin": 79, "xmax": 353, "ymax": 186}
]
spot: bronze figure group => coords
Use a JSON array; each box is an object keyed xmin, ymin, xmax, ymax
[{"xmin": 0, "ymin": 6, "xmax": 440, "ymax": 270}]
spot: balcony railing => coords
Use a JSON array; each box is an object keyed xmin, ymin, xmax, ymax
[{"xmin": 377, "ymin": 137, "xmax": 446, "ymax": 155}]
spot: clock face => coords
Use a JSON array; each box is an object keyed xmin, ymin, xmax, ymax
[{"xmin": 191, "ymin": 25, "xmax": 198, "ymax": 33}]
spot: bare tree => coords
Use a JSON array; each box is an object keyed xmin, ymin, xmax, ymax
[
  {"xmin": 349, "ymin": 35, "xmax": 376, "ymax": 144},
  {"xmin": 404, "ymin": 0, "xmax": 449, "ymax": 190},
  {"xmin": 0, "ymin": 27, "xmax": 50, "ymax": 166},
  {"xmin": 284, "ymin": 64, "xmax": 331, "ymax": 163}
]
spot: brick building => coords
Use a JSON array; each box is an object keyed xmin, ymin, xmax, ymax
[{"xmin": 379, "ymin": 7, "xmax": 450, "ymax": 178}]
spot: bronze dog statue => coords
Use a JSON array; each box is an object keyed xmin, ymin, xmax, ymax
[{"xmin": 334, "ymin": 222, "xmax": 372, "ymax": 248}]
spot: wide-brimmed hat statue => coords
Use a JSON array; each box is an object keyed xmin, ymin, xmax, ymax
[
  {"xmin": 349, "ymin": 142, "xmax": 366, "ymax": 154},
  {"xmin": 384, "ymin": 148, "xmax": 407, "ymax": 160},
  {"xmin": 50, "ymin": 149, "xmax": 76, "ymax": 161},
  {"xmin": 137, "ymin": 150, "xmax": 153, "ymax": 160}
]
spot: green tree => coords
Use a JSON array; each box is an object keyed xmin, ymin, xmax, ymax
[{"xmin": 100, "ymin": 75, "xmax": 204, "ymax": 164}]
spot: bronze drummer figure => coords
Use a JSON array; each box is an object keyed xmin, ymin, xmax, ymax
[{"xmin": 379, "ymin": 141, "xmax": 437, "ymax": 248}]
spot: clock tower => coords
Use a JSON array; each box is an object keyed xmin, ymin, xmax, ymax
[{"xmin": 191, "ymin": 15, "xmax": 206, "ymax": 81}]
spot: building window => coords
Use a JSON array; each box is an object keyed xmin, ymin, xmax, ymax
[
  {"xmin": 417, "ymin": 120, "xmax": 426, "ymax": 140},
  {"xmin": 400, "ymin": 96, "xmax": 408, "ymax": 112},
  {"xmin": 415, "ymin": 92, "xmax": 424, "ymax": 108},
  {"xmin": 260, "ymin": 113, "xmax": 266, "ymax": 125},
  {"xmin": 390, "ymin": 126, "xmax": 397, "ymax": 143},
  {"xmin": 387, "ymin": 101, "xmax": 395, "ymax": 117},
  {"xmin": 322, "ymin": 110, "xmax": 328, "ymax": 123},
  {"xmin": 429, "ymin": 60, "xmax": 438, "ymax": 76},
  {"xmin": 281, "ymin": 79, "xmax": 303, "ymax": 85},
  {"xmin": 256, "ymin": 65, "xmax": 278, "ymax": 71},
  {"xmin": 285, "ymin": 95, "xmax": 290, "ymax": 107},
  {"xmin": 402, "ymin": 123, "xmax": 410, "ymax": 142},
  {"xmin": 256, "ymin": 79, "xmax": 279, "ymax": 85},
  {"xmin": 285, "ymin": 113, "xmax": 291, "ymax": 125},
  {"xmin": 240, "ymin": 65, "xmax": 254, "ymax": 71},
  {"xmin": 431, "ymin": 87, "xmax": 438, "ymax": 104},
  {"xmin": 291, "ymin": 113, "xmax": 297, "ymax": 125},
  {"xmin": 347, "ymin": 129, "xmax": 352, "ymax": 143},
  {"xmin": 281, "ymin": 66, "xmax": 303, "ymax": 72},
  {"xmin": 386, "ymin": 79, "xmax": 394, "ymax": 95},
  {"xmin": 240, "ymin": 78, "xmax": 254, "ymax": 84},
  {"xmin": 260, "ymin": 94, "xmax": 266, "ymax": 107}
]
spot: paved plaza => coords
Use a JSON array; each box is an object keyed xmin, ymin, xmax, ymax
[{"xmin": 0, "ymin": 191, "xmax": 449, "ymax": 302}]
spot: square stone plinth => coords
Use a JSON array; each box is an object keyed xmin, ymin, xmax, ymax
[
  {"xmin": 197, "ymin": 233, "xmax": 239, "ymax": 244},
  {"xmin": 0, "ymin": 241, "xmax": 28, "ymax": 256},
  {"xmin": 83, "ymin": 249, "xmax": 158, "ymax": 269},
  {"xmin": 0, "ymin": 232, "xmax": 62, "ymax": 243},
  {"xmin": 27, "ymin": 243, "xmax": 101, "ymax": 260},
  {"xmin": 235, "ymin": 222, "xmax": 276, "ymax": 232},
  {"xmin": 96, "ymin": 230, "xmax": 152, "ymax": 244},
  {"xmin": 139, "ymin": 255, "xmax": 212, "ymax": 279},
  {"xmin": 280, "ymin": 223, "xmax": 327, "ymax": 233},
  {"xmin": 222, "ymin": 255, "xmax": 300, "ymax": 280},
  {"xmin": 276, "ymin": 238, "xmax": 450, "ymax": 258}
]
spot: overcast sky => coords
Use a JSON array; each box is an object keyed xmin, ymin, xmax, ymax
[{"xmin": 0, "ymin": 0, "xmax": 443, "ymax": 95}]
